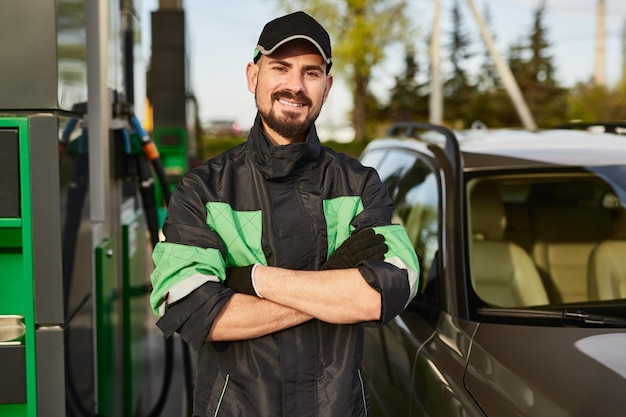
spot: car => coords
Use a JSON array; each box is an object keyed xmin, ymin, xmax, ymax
[
  {"xmin": 205, "ymin": 119, "xmax": 247, "ymax": 136},
  {"xmin": 359, "ymin": 121, "xmax": 626, "ymax": 417},
  {"xmin": 316, "ymin": 120, "xmax": 355, "ymax": 143}
]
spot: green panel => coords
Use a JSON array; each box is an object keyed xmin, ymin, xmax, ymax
[
  {"xmin": 153, "ymin": 126, "xmax": 187, "ymax": 155},
  {"xmin": 0, "ymin": 404, "xmax": 27, "ymax": 417},
  {"xmin": 153, "ymin": 126, "xmax": 188, "ymax": 177},
  {"xmin": 121, "ymin": 209, "xmax": 148, "ymax": 416},
  {"xmin": 95, "ymin": 238, "xmax": 119, "ymax": 417},
  {"xmin": 0, "ymin": 118, "xmax": 36, "ymax": 417},
  {"xmin": 153, "ymin": 126, "xmax": 187, "ymax": 228},
  {"xmin": 0, "ymin": 251, "xmax": 25, "ymax": 315},
  {"xmin": 0, "ymin": 219, "xmax": 21, "ymax": 227},
  {"xmin": 0, "ymin": 227, "xmax": 22, "ymax": 248}
]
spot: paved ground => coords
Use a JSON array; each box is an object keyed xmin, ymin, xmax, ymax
[
  {"xmin": 136, "ymin": 243, "xmax": 195, "ymax": 417},
  {"xmin": 136, "ymin": 320, "xmax": 193, "ymax": 417}
]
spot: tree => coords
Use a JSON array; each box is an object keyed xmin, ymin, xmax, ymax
[
  {"xmin": 443, "ymin": 0, "xmax": 476, "ymax": 127},
  {"xmin": 567, "ymin": 81, "xmax": 626, "ymax": 122},
  {"xmin": 475, "ymin": 2, "xmax": 500, "ymax": 92},
  {"xmin": 509, "ymin": 0, "xmax": 568, "ymax": 127},
  {"xmin": 277, "ymin": 0, "xmax": 413, "ymax": 143},
  {"xmin": 382, "ymin": 48, "xmax": 429, "ymax": 123}
]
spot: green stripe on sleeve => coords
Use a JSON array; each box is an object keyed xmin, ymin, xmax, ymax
[
  {"xmin": 205, "ymin": 201, "xmax": 267, "ymax": 266},
  {"xmin": 323, "ymin": 196, "xmax": 364, "ymax": 256},
  {"xmin": 150, "ymin": 241, "xmax": 226, "ymax": 314},
  {"xmin": 373, "ymin": 224, "xmax": 421, "ymax": 295}
]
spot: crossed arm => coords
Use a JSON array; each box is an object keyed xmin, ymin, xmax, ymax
[
  {"xmin": 207, "ymin": 267, "xmax": 381, "ymax": 341},
  {"xmin": 207, "ymin": 229, "xmax": 387, "ymax": 342}
]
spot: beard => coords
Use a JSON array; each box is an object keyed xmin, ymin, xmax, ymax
[{"xmin": 256, "ymin": 90, "xmax": 320, "ymax": 140}]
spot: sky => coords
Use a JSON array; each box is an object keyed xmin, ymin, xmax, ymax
[{"xmin": 138, "ymin": 0, "xmax": 626, "ymax": 131}]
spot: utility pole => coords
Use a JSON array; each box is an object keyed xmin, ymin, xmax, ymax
[
  {"xmin": 429, "ymin": 0, "xmax": 443, "ymax": 124},
  {"xmin": 594, "ymin": 0, "xmax": 606, "ymax": 86},
  {"xmin": 465, "ymin": 0, "xmax": 537, "ymax": 130}
]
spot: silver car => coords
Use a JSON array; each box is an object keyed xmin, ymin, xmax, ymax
[{"xmin": 360, "ymin": 122, "xmax": 626, "ymax": 417}]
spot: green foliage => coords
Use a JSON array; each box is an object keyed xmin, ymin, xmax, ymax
[
  {"xmin": 277, "ymin": 0, "xmax": 414, "ymax": 142},
  {"xmin": 443, "ymin": 1, "xmax": 477, "ymax": 127},
  {"xmin": 507, "ymin": 1, "xmax": 568, "ymax": 127},
  {"xmin": 382, "ymin": 49, "xmax": 429, "ymax": 123},
  {"xmin": 198, "ymin": 135, "xmax": 247, "ymax": 161},
  {"xmin": 269, "ymin": 0, "xmax": 626, "ymax": 136},
  {"xmin": 445, "ymin": 1, "xmax": 474, "ymax": 98},
  {"xmin": 567, "ymin": 82, "xmax": 626, "ymax": 123},
  {"xmin": 278, "ymin": 0, "xmax": 412, "ymax": 77},
  {"xmin": 475, "ymin": 3, "xmax": 500, "ymax": 92},
  {"xmin": 322, "ymin": 140, "xmax": 368, "ymax": 158},
  {"xmin": 382, "ymin": 0, "xmax": 572, "ymax": 130}
]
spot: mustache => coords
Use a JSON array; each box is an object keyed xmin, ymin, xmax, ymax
[{"xmin": 272, "ymin": 91, "xmax": 312, "ymax": 107}]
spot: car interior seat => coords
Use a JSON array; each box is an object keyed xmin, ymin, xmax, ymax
[
  {"xmin": 587, "ymin": 207, "xmax": 626, "ymax": 301},
  {"xmin": 469, "ymin": 181, "xmax": 549, "ymax": 307},
  {"xmin": 529, "ymin": 184, "xmax": 613, "ymax": 303}
]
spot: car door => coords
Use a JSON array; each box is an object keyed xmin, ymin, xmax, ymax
[
  {"xmin": 362, "ymin": 146, "xmax": 486, "ymax": 417},
  {"xmin": 361, "ymin": 147, "xmax": 445, "ymax": 416}
]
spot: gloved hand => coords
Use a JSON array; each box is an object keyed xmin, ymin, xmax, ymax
[
  {"xmin": 224, "ymin": 265, "xmax": 259, "ymax": 296},
  {"xmin": 225, "ymin": 229, "xmax": 388, "ymax": 294},
  {"xmin": 321, "ymin": 228, "xmax": 388, "ymax": 270}
]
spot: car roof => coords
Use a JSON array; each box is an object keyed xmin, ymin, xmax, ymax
[{"xmin": 366, "ymin": 123, "xmax": 626, "ymax": 172}]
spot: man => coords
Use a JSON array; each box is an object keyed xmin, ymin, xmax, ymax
[{"xmin": 150, "ymin": 11, "xmax": 419, "ymax": 417}]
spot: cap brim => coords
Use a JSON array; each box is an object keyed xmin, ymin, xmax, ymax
[{"xmin": 256, "ymin": 35, "xmax": 331, "ymax": 65}]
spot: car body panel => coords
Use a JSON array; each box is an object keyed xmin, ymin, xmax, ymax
[
  {"xmin": 466, "ymin": 324, "xmax": 626, "ymax": 416},
  {"xmin": 364, "ymin": 310, "xmax": 484, "ymax": 417},
  {"xmin": 370, "ymin": 130, "xmax": 626, "ymax": 170}
]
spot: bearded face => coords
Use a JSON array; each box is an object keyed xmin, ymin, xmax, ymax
[
  {"xmin": 246, "ymin": 39, "xmax": 333, "ymax": 144},
  {"xmin": 256, "ymin": 89, "xmax": 318, "ymax": 140}
]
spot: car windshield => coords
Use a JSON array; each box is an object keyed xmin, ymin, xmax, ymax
[{"xmin": 467, "ymin": 168, "xmax": 626, "ymax": 310}]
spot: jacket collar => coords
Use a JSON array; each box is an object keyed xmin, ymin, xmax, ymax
[{"xmin": 248, "ymin": 113, "xmax": 322, "ymax": 179}]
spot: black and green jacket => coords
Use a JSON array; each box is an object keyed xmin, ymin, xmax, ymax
[{"xmin": 150, "ymin": 115, "xmax": 419, "ymax": 417}]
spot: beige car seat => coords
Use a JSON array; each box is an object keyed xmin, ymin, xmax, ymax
[
  {"xmin": 531, "ymin": 204, "xmax": 612, "ymax": 303},
  {"xmin": 470, "ymin": 182, "xmax": 549, "ymax": 307},
  {"xmin": 587, "ymin": 209, "xmax": 626, "ymax": 301}
]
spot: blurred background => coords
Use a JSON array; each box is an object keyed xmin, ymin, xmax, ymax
[{"xmin": 139, "ymin": 0, "xmax": 626, "ymax": 151}]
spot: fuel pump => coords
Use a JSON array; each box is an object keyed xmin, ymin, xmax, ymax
[
  {"xmin": 58, "ymin": 91, "xmax": 176, "ymax": 417},
  {"xmin": 0, "ymin": 1, "xmax": 179, "ymax": 416},
  {"xmin": 0, "ymin": 1, "xmax": 83, "ymax": 415},
  {"xmin": 0, "ymin": 1, "xmax": 195, "ymax": 416}
]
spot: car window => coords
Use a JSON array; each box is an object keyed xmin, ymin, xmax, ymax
[
  {"xmin": 394, "ymin": 162, "xmax": 439, "ymax": 287},
  {"xmin": 363, "ymin": 149, "xmax": 420, "ymax": 201},
  {"xmin": 467, "ymin": 172, "xmax": 626, "ymax": 308},
  {"xmin": 359, "ymin": 148, "xmax": 386, "ymax": 171},
  {"xmin": 363, "ymin": 148, "xmax": 440, "ymax": 298}
]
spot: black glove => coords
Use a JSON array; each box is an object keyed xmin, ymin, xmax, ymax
[
  {"xmin": 321, "ymin": 228, "xmax": 388, "ymax": 270},
  {"xmin": 224, "ymin": 265, "xmax": 258, "ymax": 296}
]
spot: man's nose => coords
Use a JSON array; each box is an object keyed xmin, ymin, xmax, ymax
[{"xmin": 282, "ymin": 71, "xmax": 306, "ymax": 93}]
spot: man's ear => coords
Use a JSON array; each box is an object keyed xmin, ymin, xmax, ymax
[
  {"xmin": 246, "ymin": 62, "xmax": 259, "ymax": 94},
  {"xmin": 322, "ymin": 74, "xmax": 333, "ymax": 104}
]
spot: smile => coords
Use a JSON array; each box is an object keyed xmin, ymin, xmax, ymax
[{"xmin": 278, "ymin": 99, "xmax": 305, "ymax": 107}]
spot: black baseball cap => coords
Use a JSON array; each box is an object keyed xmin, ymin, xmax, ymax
[{"xmin": 254, "ymin": 11, "xmax": 332, "ymax": 73}]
